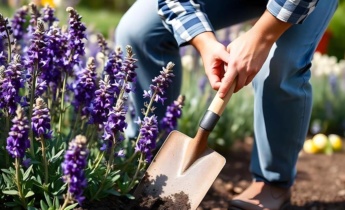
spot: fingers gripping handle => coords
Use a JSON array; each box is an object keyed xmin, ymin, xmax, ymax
[{"xmin": 199, "ymin": 82, "xmax": 236, "ymax": 131}]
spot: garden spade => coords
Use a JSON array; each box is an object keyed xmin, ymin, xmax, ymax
[{"xmin": 134, "ymin": 83, "xmax": 236, "ymax": 210}]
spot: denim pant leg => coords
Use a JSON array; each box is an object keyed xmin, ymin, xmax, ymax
[
  {"xmin": 250, "ymin": 0, "xmax": 338, "ymax": 188},
  {"xmin": 115, "ymin": 0, "xmax": 182, "ymax": 138}
]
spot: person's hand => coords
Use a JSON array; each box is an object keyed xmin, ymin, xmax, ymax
[
  {"xmin": 218, "ymin": 10, "xmax": 292, "ymax": 97},
  {"xmin": 221, "ymin": 27, "xmax": 274, "ymax": 94},
  {"xmin": 190, "ymin": 32, "xmax": 229, "ymax": 91}
]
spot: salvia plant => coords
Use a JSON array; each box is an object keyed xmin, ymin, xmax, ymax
[{"xmin": 0, "ymin": 4, "xmax": 185, "ymax": 209}]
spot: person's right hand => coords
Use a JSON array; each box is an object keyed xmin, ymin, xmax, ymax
[{"xmin": 190, "ymin": 32, "xmax": 229, "ymax": 91}]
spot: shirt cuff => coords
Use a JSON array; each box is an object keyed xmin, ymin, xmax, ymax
[
  {"xmin": 170, "ymin": 11, "xmax": 214, "ymax": 46},
  {"xmin": 267, "ymin": 0, "xmax": 318, "ymax": 24}
]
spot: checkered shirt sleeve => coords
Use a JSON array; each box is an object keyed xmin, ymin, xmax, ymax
[
  {"xmin": 267, "ymin": 0, "xmax": 319, "ymax": 24},
  {"xmin": 158, "ymin": 0, "xmax": 213, "ymax": 46}
]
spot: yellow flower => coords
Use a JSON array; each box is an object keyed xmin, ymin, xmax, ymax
[
  {"xmin": 328, "ymin": 134, "xmax": 343, "ymax": 151},
  {"xmin": 40, "ymin": 0, "xmax": 56, "ymax": 8},
  {"xmin": 312, "ymin": 133, "xmax": 328, "ymax": 150},
  {"xmin": 303, "ymin": 139, "xmax": 319, "ymax": 154}
]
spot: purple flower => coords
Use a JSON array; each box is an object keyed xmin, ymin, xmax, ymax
[
  {"xmin": 121, "ymin": 46, "xmax": 137, "ymax": 84},
  {"xmin": 135, "ymin": 115, "xmax": 159, "ymax": 161},
  {"xmin": 103, "ymin": 47, "xmax": 123, "ymax": 87},
  {"xmin": 97, "ymin": 33, "xmax": 109, "ymax": 56},
  {"xmin": 22, "ymin": 158, "xmax": 32, "ymax": 168},
  {"xmin": 0, "ymin": 66, "xmax": 5, "ymax": 110},
  {"xmin": 66, "ymin": 7, "xmax": 86, "ymax": 66},
  {"xmin": 25, "ymin": 19, "xmax": 50, "ymax": 96},
  {"xmin": 11, "ymin": 5, "xmax": 28, "ymax": 41},
  {"xmin": 160, "ymin": 95, "xmax": 184, "ymax": 134},
  {"xmin": 0, "ymin": 13, "xmax": 12, "ymax": 66},
  {"xmin": 6, "ymin": 107, "xmax": 30, "ymax": 159},
  {"xmin": 72, "ymin": 57, "xmax": 97, "ymax": 116},
  {"xmin": 45, "ymin": 23, "xmax": 69, "ymax": 93},
  {"xmin": 0, "ymin": 54, "xmax": 24, "ymax": 115},
  {"xmin": 41, "ymin": 5, "xmax": 58, "ymax": 28},
  {"xmin": 89, "ymin": 76, "xmax": 116, "ymax": 126},
  {"xmin": 27, "ymin": 3, "xmax": 41, "ymax": 34},
  {"xmin": 31, "ymin": 97, "xmax": 52, "ymax": 139},
  {"xmin": 143, "ymin": 62, "xmax": 175, "ymax": 104},
  {"xmin": 62, "ymin": 135, "xmax": 88, "ymax": 204},
  {"xmin": 102, "ymin": 102, "xmax": 127, "ymax": 142}
]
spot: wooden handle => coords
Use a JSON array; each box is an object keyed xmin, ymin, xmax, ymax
[
  {"xmin": 208, "ymin": 81, "xmax": 236, "ymax": 116},
  {"xmin": 199, "ymin": 80, "xmax": 236, "ymax": 132}
]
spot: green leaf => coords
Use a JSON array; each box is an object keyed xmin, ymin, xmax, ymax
[
  {"xmin": 4, "ymin": 202, "xmax": 20, "ymax": 207},
  {"xmin": 53, "ymin": 196, "xmax": 60, "ymax": 207},
  {"xmin": 23, "ymin": 165, "xmax": 33, "ymax": 181},
  {"xmin": 1, "ymin": 168, "xmax": 12, "ymax": 174},
  {"xmin": 2, "ymin": 190, "xmax": 19, "ymax": 195},
  {"xmin": 40, "ymin": 200, "xmax": 48, "ymax": 210},
  {"xmin": 44, "ymin": 192, "xmax": 53, "ymax": 207},
  {"xmin": 49, "ymin": 150, "xmax": 65, "ymax": 163},
  {"xmin": 111, "ymin": 174, "xmax": 121, "ymax": 182},
  {"xmin": 27, "ymin": 206, "xmax": 38, "ymax": 210},
  {"xmin": 105, "ymin": 188, "xmax": 121, "ymax": 196},
  {"xmin": 125, "ymin": 194, "xmax": 135, "ymax": 200},
  {"xmin": 64, "ymin": 203, "xmax": 78, "ymax": 210},
  {"xmin": 25, "ymin": 191, "xmax": 35, "ymax": 198}
]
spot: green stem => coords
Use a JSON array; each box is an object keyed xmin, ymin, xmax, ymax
[
  {"xmin": 58, "ymin": 72, "xmax": 68, "ymax": 140},
  {"xmin": 59, "ymin": 189, "xmax": 71, "ymax": 210},
  {"xmin": 15, "ymin": 158, "xmax": 27, "ymax": 208},
  {"xmin": 5, "ymin": 27, "xmax": 12, "ymax": 63},
  {"xmin": 91, "ymin": 137, "xmax": 117, "ymax": 201},
  {"xmin": 28, "ymin": 64, "xmax": 38, "ymax": 158},
  {"xmin": 70, "ymin": 107, "xmax": 81, "ymax": 140},
  {"xmin": 91, "ymin": 151, "xmax": 105, "ymax": 174},
  {"xmin": 125, "ymin": 153, "xmax": 144, "ymax": 193},
  {"xmin": 4, "ymin": 112, "xmax": 10, "ymax": 167},
  {"xmin": 40, "ymin": 135, "xmax": 48, "ymax": 185}
]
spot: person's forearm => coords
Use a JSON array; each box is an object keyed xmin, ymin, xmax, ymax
[
  {"xmin": 190, "ymin": 32, "xmax": 218, "ymax": 55},
  {"xmin": 252, "ymin": 9, "xmax": 292, "ymax": 44}
]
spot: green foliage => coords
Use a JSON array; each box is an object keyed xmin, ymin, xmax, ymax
[{"xmin": 328, "ymin": 1, "xmax": 345, "ymax": 60}]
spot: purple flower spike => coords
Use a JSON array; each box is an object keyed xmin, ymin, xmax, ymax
[
  {"xmin": 11, "ymin": 6, "xmax": 28, "ymax": 41},
  {"xmin": 62, "ymin": 135, "xmax": 88, "ymax": 204},
  {"xmin": 72, "ymin": 57, "xmax": 97, "ymax": 116},
  {"xmin": 143, "ymin": 62, "xmax": 175, "ymax": 105},
  {"xmin": 135, "ymin": 115, "xmax": 159, "ymax": 162},
  {"xmin": 6, "ymin": 106, "xmax": 30, "ymax": 159},
  {"xmin": 103, "ymin": 102, "xmax": 127, "ymax": 142},
  {"xmin": 104, "ymin": 46, "xmax": 123, "ymax": 86},
  {"xmin": 160, "ymin": 95, "xmax": 185, "ymax": 134},
  {"xmin": 66, "ymin": 7, "xmax": 86, "ymax": 66},
  {"xmin": 25, "ymin": 19, "xmax": 50, "ymax": 93},
  {"xmin": 0, "ymin": 13, "xmax": 12, "ymax": 66},
  {"xmin": 28, "ymin": 3, "xmax": 41, "ymax": 34},
  {"xmin": 121, "ymin": 46, "xmax": 138, "ymax": 86},
  {"xmin": 96, "ymin": 33, "xmax": 109, "ymax": 56},
  {"xmin": 41, "ymin": 5, "xmax": 58, "ymax": 28},
  {"xmin": 0, "ymin": 54, "xmax": 24, "ymax": 115},
  {"xmin": 89, "ymin": 75, "xmax": 116, "ymax": 126},
  {"xmin": 32, "ymin": 97, "xmax": 52, "ymax": 139}
]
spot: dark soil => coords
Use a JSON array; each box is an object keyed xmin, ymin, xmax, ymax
[{"xmin": 81, "ymin": 137, "xmax": 345, "ymax": 210}]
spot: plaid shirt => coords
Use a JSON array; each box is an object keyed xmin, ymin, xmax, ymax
[{"xmin": 158, "ymin": 0, "xmax": 319, "ymax": 46}]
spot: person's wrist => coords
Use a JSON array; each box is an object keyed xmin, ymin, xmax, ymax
[{"xmin": 190, "ymin": 31, "xmax": 218, "ymax": 54}]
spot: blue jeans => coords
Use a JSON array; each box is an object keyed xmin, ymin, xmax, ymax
[{"xmin": 115, "ymin": 0, "xmax": 338, "ymax": 187}]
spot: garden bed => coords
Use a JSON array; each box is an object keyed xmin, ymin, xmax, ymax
[{"xmin": 79, "ymin": 137, "xmax": 345, "ymax": 210}]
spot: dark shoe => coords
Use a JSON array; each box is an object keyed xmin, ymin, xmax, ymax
[{"xmin": 229, "ymin": 181, "xmax": 291, "ymax": 210}]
